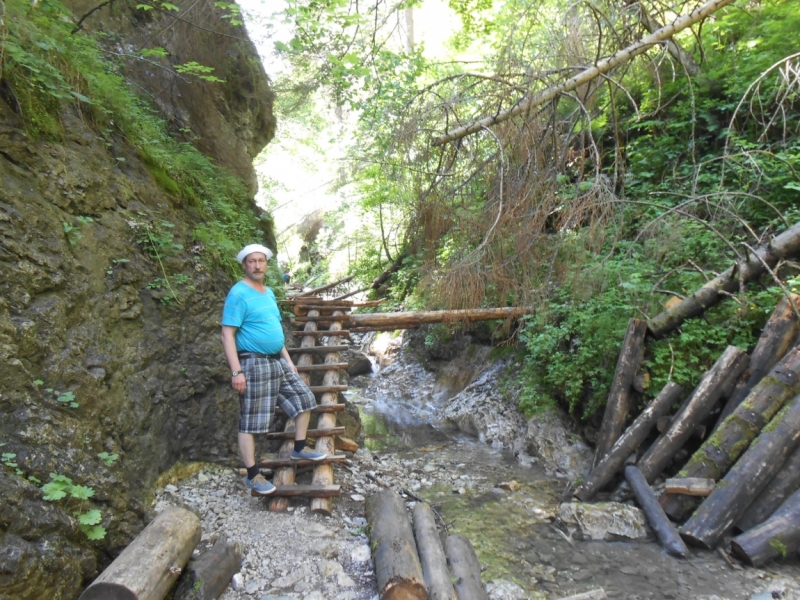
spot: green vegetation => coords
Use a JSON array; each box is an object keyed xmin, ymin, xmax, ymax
[{"xmin": 42, "ymin": 473, "xmax": 106, "ymax": 540}]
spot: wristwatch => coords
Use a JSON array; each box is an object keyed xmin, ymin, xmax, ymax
[{"xmin": 232, "ymin": 370, "xmax": 244, "ymax": 377}]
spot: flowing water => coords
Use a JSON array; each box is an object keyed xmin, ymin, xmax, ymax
[{"xmin": 348, "ymin": 354, "xmax": 800, "ymax": 600}]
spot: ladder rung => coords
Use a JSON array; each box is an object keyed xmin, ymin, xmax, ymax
[
  {"xmin": 265, "ymin": 427, "xmax": 345, "ymax": 440},
  {"xmin": 295, "ymin": 363, "xmax": 349, "ymax": 372},
  {"xmin": 258, "ymin": 454, "xmax": 348, "ymax": 468},
  {"xmin": 309, "ymin": 385, "xmax": 348, "ymax": 394},
  {"xmin": 275, "ymin": 404, "xmax": 345, "ymax": 414},
  {"xmin": 287, "ymin": 345, "xmax": 349, "ymax": 355},
  {"xmin": 252, "ymin": 484, "xmax": 341, "ymax": 498},
  {"xmin": 293, "ymin": 330, "xmax": 351, "ymax": 338}
]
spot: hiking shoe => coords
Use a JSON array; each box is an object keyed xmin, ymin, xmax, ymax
[
  {"xmin": 291, "ymin": 449, "xmax": 327, "ymax": 461},
  {"xmin": 245, "ymin": 474, "xmax": 276, "ymax": 495}
]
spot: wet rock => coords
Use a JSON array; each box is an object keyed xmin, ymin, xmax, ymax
[
  {"xmin": 557, "ymin": 502, "xmax": 648, "ymax": 541},
  {"xmin": 369, "ymin": 332, "xmax": 403, "ymax": 367},
  {"xmin": 487, "ymin": 579, "xmax": 528, "ymax": 600},
  {"xmin": 523, "ymin": 411, "xmax": 592, "ymax": 480},
  {"xmin": 348, "ymin": 351, "xmax": 374, "ymax": 376}
]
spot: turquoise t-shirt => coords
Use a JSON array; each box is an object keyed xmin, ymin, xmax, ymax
[{"xmin": 221, "ymin": 282, "xmax": 285, "ymax": 354}]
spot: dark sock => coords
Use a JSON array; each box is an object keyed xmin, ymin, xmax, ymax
[
  {"xmin": 246, "ymin": 465, "xmax": 260, "ymax": 480},
  {"xmin": 294, "ymin": 439, "xmax": 306, "ymax": 453}
]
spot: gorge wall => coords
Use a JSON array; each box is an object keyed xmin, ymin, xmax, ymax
[{"xmin": 0, "ymin": 2, "xmax": 275, "ymax": 597}]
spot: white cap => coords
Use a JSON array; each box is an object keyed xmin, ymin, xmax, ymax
[{"xmin": 236, "ymin": 244, "xmax": 274, "ymax": 264}]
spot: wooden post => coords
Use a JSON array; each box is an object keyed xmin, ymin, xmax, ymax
[
  {"xmin": 78, "ymin": 507, "xmax": 200, "ymax": 600},
  {"xmin": 347, "ymin": 307, "xmax": 531, "ymax": 328},
  {"xmin": 636, "ymin": 346, "xmax": 749, "ymax": 483},
  {"xmin": 716, "ymin": 295, "xmax": 800, "ymax": 425},
  {"xmin": 444, "ymin": 535, "xmax": 487, "ymax": 600},
  {"xmin": 575, "ymin": 381, "xmax": 681, "ymax": 501},
  {"xmin": 270, "ymin": 311, "xmax": 319, "ymax": 511},
  {"xmin": 730, "ymin": 487, "xmax": 800, "ymax": 566},
  {"xmin": 311, "ymin": 311, "xmax": 345, "ymax": 516},
  {"xmin": 625, "ymin": 466, "xmax": 688, "ymax": 558},
  {"xmin": 173, "ymin": 537, "xmax": 242, "ymax": 600},
  {"xmin": 680, "ymin": 393, "xmax": 800, "ymax": 549},
  {"xmin": 736, "ymin": 443, "xmax": 800, "ymax": 532},
  {"xmin": 660, "ymin": 348, "xmax": 800, "ymax": 520},
  {"xmin": 412, "ymin": 503, "xmax": 457, "ymax": 600},
  {"xmin": 593, "ymin": 319, "xmax": 649, "ymax": 466},
  {"xmin": 366, "ymin": 490, "xmax": 428, "ymax": 600}
]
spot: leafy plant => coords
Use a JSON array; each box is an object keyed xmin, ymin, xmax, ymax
[
  {"xmin": 42, "ymin": 473, "xmax": 106, "ymax": 540},
  {"xmin": 97, "ymin": 452, "xmax": 119, "ymax": 467}
]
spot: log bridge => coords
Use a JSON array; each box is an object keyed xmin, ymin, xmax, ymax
[{"xmin": 255, "ymin": 295, "xmax": 531, "ymax": 512}]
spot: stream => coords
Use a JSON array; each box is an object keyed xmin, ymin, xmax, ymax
[{"xmin": 347, "ymin": 346, "xmax": 800, "ymax": 600}]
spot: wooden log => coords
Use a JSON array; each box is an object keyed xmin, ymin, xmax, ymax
[
  {"xmin": 295, "ymin": 363, "xmax": 350, "ymax": 372},
  {"xmin": 348, "ymin": 307, "xmax": 530, "ymax": 328},
  {"xmin": 625, "ymin": 466, "xmax": 688, "ymax": 558},
  {"xmin": 79, "ymin": 506, "xmax": 200, "ymax": 600},
  {"xmin": 292, "ymin": 330, "xmax": 351, "ymax": 338},
  {"xmin": 309, "ymin": 385, "xmax": 349, "ymax": 394},
  {"xmin": 736, "ymin": 443, "xmax": 800, "ymax": 532},
  {"xmin": 366, "ymin": 490, "xmax": 428, "ymax": 600},
  {"xmin": 275, "ymin": 404, "xmax": 345, "ymax": 415},
  {"xmin": 730, "ymin": 487, "xmax": 800, "ymax": 566},
  {"xmin": 444, "ymin": 535, "xmax": 486, "ymax": 600},
  {"xmin": 680, "ymin": 393, "xmax": 800, "ymax": 549},
  {"xmin": 594, "ymin": 319, "xmax": 649, "ymax": 465},
  {"xmin": 259, "ymin": 454, "xmax": 347, "ymax": 468},
  {"xmin": 664, "ymin": 478, "xmax": 715, "ymax": 497},
  {"xmin": 265, "ymin": 427, "xmax": 345, "ymax": 440},
  {"xmin": 660, "ymin": 348, "xmax": 800, "ymax": 520},
  {"xmin": 648, "ymin": 223, "xmax": 800, "ymax": 338},
  {"xmin": 336, "ymin": 436, "xmax": 360, "ymax": 453},
  {"xmin": 252, "ymin": 485, "xmax": 340, "ymax": 498},
  {"xmin": 716, "ymin": 294, "xmax": 800, "ymax": 425},
  {"xmin": 412, "ymin": 503, "xmax": 457, "ymax": 600},
  {"xmin": 636, "ymin": 346, "xmax": 749, "ymax": 483},
  {"xmin": 287, "ymin": 345, "xmax": 349, "ymax": 355},
  {"xmin": 271, "ymin": 313, "xmax": 319, "ymax": 512},
  {"xmin": 293, "ymin": 315, "xmax": 351, "ymax": 323},
  {"xmin": 312, "ymin": 315, "xmax": 345, "ymax": 516},
  {"xmin": 575, "ymin": 381, "xmax": 681, "ymax": 501},
  {"xmin": 173, "ymin": 537, "xmax": 242, "ymax": 600},
  {"xmin": 292, "ymin": 275, "xmax": 355, "ymax": 298}
]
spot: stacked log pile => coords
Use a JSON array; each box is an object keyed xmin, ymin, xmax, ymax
[
  {"xmin": 575, "ymin": 285, "xmax": 800, "ymax": 562},
  {"xmin": 366, "ymin": 489, "xmax": 486, "ymax": 600}
]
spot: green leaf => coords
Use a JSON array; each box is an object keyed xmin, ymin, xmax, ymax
[
  {"xmin": 81, "ymin": 524, "xmax": 107, "ymax": 540},
  {"xmin": 140, "ymin": 47, "xmax": 168, "ymax": 58},
  {"xmin": 136, "ymin": 3, "xmax": 154, "ymax": 9},
  {"xmin": 69, "ymin": 485, "xmax": 95, "ymax": 500},
  {"xmin": 78, "ymin": 509, "xmax": 103, "ymax": 525},
  {"xmin": 33, "ymin": 380, "xmax": 44, "ymax": 386},
  {"xmin": 42, "ymin": 486, "xmax": 68, "ymax": 501},
  {"xmin": 160, "ymin": 2, "xmax": 180, "ymax": 11}
]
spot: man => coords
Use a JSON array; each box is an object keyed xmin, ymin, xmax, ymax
[{"xmin": 221, "ymin": 243, "xmax": 326, "ymax": 495}]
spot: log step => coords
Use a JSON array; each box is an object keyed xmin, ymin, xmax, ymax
[
  {"xmin": 293, "ymin": 330, "xmax": 351, "ymax": 338},
  {"xmin": 265, "ymin": 427, "xmax": 345, "ymax": 440},
  {"xmin": 259, "ymin": 454, "xmax": 348, "ymax": 468},
  {"xmin": 309, "ymin": 385, "xmax": 348, "ymax": 394},
  {"xmin": 293, "ymin": 316, "xmax": 351, "ymax": 323},
  {"xmin": 287, "ymin": 345, "xmax": 349, "ymax": 355},
  {"xmin": 251, "ymin": 484, "xmax": 341, "ymax": 498},
  {"xmin": 275, "ymin": 404, "xmax": 345, "ymax": 415},
  {"xmin": 295, "ymin": 363, "xmax": 349, "ymax": 372}
]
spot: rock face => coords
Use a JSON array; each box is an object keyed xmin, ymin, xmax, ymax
[{"xmin": 0, "ymin": 4, "xmax": 275, "ymax": 597}]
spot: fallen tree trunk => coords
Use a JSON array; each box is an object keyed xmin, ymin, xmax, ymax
[
  {"xmin": 716, "ymin": 295, "xmax": 800, "ymax": 425},
  {"xmin": 431, "ymin": 0, "xmax": 737, "ymax": 147},
  {"xmin": 637, "ymin": 346, "xmax": 749, "ymax": 483},
  {"xmin": 79, "ymin": 506, "xmax": 200, "ymax": 600},
  {"xmin": 648, "ymin": 223, "xmax": 800, "ymax": 338},
  {"xmin": 366, "ymin": 490, "xmax": 428, "ymax": 600},
  {"xmin": 594, "ymin": 319, "xmax": 649, "ymax": 465},
  {"xmin": 660, "ymin": 348, "xmax": 800, "ymax": 520},
  {"xmin": 173, "ymin": 537, "xmax": 242, "ymax": 600},
  {"xmin": 371, "ymin": 254, "xmax": 407, "ymax": 289},
  {"xmin": 680, "ymin": 393, "xmax": 800, "ymax": 549},
  {"xmin": 730, "ymin": 487, "xmax": 800, "ymax": 566},
  {"xmin": 348, "ymin": 307, "xmax": 531, "ymax": 328},
  {"xmin": 444, "ymin": 535, "xmax": 487, "ymax": 600},
  {"xmin": 736, "ymin": 443, "xmax": 800, "ymax": 533},
  {"xmin": 625, "ymin": 466, "xmax": 688, "ymax": 558},
  {"xmin": 412, "ymin": 503, "xmax": 457, "ymax": 600},
  {"xmin": 575, "ymin": 381, "xmax": 681, "ymax": 501},
  {"xmin": 293, "ymin": 276, "xmax": 355, "ymax": 298},
  {"xmin": 311, "ymin": 313, "xmax": 345, "ymax": 516}
]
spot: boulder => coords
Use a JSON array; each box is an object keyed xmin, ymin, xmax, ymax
[
  {"xmin": 347, "ymin": 351, "xmax": 374, "ymax": 376},
  {"xmin": 557, "ymin": 502, "xmax": 649, "ymax": 541}
]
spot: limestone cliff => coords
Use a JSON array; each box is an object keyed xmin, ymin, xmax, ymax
[{"xmin": 0, "ymin": 2, "xmax": 275, "ymax": 597}]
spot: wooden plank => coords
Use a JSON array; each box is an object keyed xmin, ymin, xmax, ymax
[
  {"xmin": 253, "ymin": 485, "xmax": 341, "ymax": 498},
  {"xmin": 287, "ymin": 345, "xmax": 349, "ymax": 355},
  {"xmin": 265, "ymin": 427, "xmax": 345, "ymax": 440},
  {"xmin": 309, "ymin": 385, "xmax": 348, "ymax": 394},
  {"xmin": 295, "ymin": 363, "xmax": 349, "ymax": 372},
  {"xmin": 664, "ymin": 478, "xmax": 716, "ymax": 497},
  {"xmin": 259, "ymin": 454, "xmax": 348, "ymax": 468},
  {"xmin": 292, "ymin": 330, "xmax": 351, "ymax": 338},
  {"xmin": 275, "ymin": 404, "xmax": 345, "ymax": 414}
]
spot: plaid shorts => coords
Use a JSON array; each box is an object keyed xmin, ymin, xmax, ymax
[{"xmin": 238, "ymin": 357, "xmax": 316, "ymax": 434}]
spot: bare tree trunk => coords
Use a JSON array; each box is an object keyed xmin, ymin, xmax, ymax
[
  {"xmin": 731, "ymin": 487, "xmax": 800, "ymax": 566},
  {"xmin": 625, "ymin": 466, "xmax": 688, "ymax": 558},
  {"xmin": 444, "ymin": 535, "xmax": 487, "ymax": 600},
  {"xmin": 594, "ymin": 319, "xmax": 649, "ymax": 465},
  {"xmin": 412, "ymin": 503, "xmax": 457, "ymax": 600},
  {"xmin": 636, "ymin": 4, "xmax": 701, "ymax": 75},
  {"xmin": 431, "ymin": 0, "xmax": 736, "ymax": 146},
  {"xmin": 648, "ymin": 223, "xmax": 800, "ymax": 338},
  {"xmin": 736, "ymin": 443, "xmax": 800, "ymax": 533}
]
